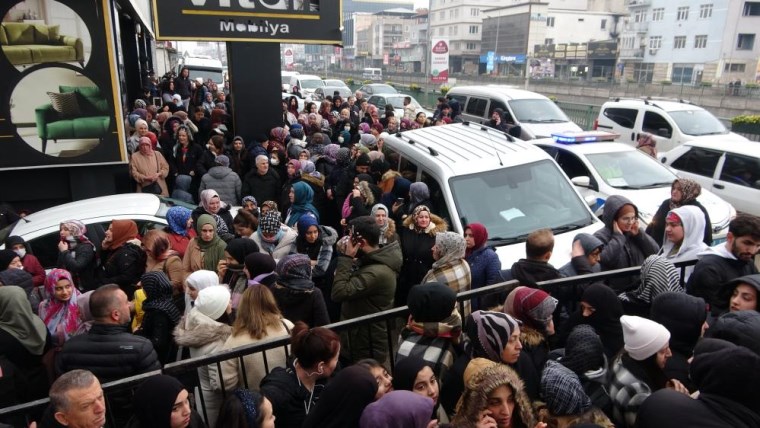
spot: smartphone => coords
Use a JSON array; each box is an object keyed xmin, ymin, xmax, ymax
[{"xmin": 396, "ymin": 198, "xmax": 404, "ymax": 204}]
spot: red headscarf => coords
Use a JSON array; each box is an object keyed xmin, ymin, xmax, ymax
[
  {"xmin": 465, "ymin": 223, "xmax": 488, "ymax": 258},
  {"xmin": 106, "ymin": 219, "xmax": 139, "ymax": 250}
]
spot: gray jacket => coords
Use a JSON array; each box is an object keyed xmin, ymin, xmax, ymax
[{"xmin": 199, "ymin": 166, "xmax": 242, "ymax": 206}]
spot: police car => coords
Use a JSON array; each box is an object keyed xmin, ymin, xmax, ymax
[{"xmin": 532, "ymin": 131, "xmax": 735, "ymax": 242}]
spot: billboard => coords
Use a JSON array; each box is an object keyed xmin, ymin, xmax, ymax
[
  {"xmin": 152, "ymin": 0, "xmax": 342, "ymax": 45},
  {"xmin": 430, "ymin": 38, "xmax": 449, "ymax": 84},
  {"xmin": 0, "ymin": 0, "xmax": 126, "ymax": 170}
]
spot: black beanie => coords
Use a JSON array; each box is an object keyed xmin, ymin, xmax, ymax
[
  {"xmin": 407, "ymin": 282, "xmax": 456, "ymax": 322},
  {"xmin": 355, "ymin": 153, "xmax": 371, "ymax": 167}
]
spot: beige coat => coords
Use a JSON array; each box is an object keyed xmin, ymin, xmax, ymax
[{"xmin": 130, "ymin": 150, "xmax": 170, "ymax": 196}]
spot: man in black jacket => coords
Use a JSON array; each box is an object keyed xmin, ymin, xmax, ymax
[
  {"xmin": 687, "ymin": 213, "xmax": 760, "ymax": 314},
  {"xmin": 242, "ymin": 155, "xmax": 282, "ymax": 205}
]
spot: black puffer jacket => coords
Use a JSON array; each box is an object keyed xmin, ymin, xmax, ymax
[
  {"xmin": 56, "ymin": 323, "xmax": 160, "ymax": 381},
  {"xmin": 98, "ymin": 243, "xmax": 146, "ymax": 298},
  {"xmin": 705, "ymin": 310, "xmax": 760, "ymax": 356}
]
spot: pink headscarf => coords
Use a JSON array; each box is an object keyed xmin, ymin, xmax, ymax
[{"xmin": 39, "ymin": 269, "xmax": 81, "ymax": 344}]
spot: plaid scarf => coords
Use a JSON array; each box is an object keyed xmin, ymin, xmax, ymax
[{"xmin": 407, "ymin": 309, "xmax": 462, "ymax": 344}]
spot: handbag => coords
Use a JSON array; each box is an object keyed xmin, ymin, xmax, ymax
[{"xmin": 141, "ymin": 155, "xmax": 162, "ymax": 194}]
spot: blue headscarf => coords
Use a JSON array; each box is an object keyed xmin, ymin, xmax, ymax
[
  {"xmin": 233, "ymin": 388, "xmax": 261, "ymax": 428},
  {"xmin": 296, "ymin": 213, "xmax": 320, "ymax": 237},
  {"xmin": 286, "ymin": 181, "xmax": 319, "ymax": 227},
  {"xmin": 166, "ymin": 206, "xmax": 192, "ymax": 236}
]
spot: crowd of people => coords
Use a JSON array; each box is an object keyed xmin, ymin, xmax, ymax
[{"xmin": 1, "ymin": 72, "xmax": 760, "ymax": 428}]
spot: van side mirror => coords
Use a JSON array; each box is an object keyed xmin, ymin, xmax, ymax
[
  {"xmin": 508, "ymin": 126, "xmax": 522, "ymax": 138},
  {"xmin": 571, "ymin": 176, "xmax": 592, "ymax": 188}
]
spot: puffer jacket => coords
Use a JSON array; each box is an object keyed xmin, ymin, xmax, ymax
[
  {"xmin": 98, "ymin": 242, "xmax": 147, "ymax": 298},
  {"xmin": 332, "ymin": 240, "xmax": 403, "ymax": 363},
  {"xmin": 396, "ymin": 213, "xmax": 448, "ymax": 307},
  {"xmin": 593, "ymin": 195, "xmax": 659, "ymax": 293},
  {"xmin": 173, "ymin": 308, "xmax": 232, "ymax": 427},
  {"xmin": 705, "ymin": 310, "xmax": 760, "ymax": 356},
  {"xmin": 199, "ymin": 165, "xmax": 242, "ymax": 207}
]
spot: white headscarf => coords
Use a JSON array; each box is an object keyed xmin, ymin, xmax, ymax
[
  {"xmin": 658, "ymin": 205, "xmax": 708, "ymax": 281},
  {"xmin": 184, "ymin": 270, "xmax": 220, "ymax": 313}
]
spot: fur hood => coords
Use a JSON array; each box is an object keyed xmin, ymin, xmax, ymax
[
  {"xmin": 173, "ymin": 309, "xmax": 232, "ymax": 349},
  {"xmin": 383, "ymin": 219, "xmax": 397, "ymax": 241},
  {"xmin": 402, "ymin": 212, "xmax": 448, "ymax": 236},
  {"xmin": 520, "ymin": 325, "xmax": 548, "ymax": 348},
  {"xmin": 300, "ymin": 172, "xmax": 325, "ymax": 188}
]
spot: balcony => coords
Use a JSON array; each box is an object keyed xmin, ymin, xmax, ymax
[
  {"xmin": 626, "ymin": 0, "xmax": 651, "ymax": 7},
  {"xmin": 624, "ymin": 21, "xmax": 648, "ymax": 33},
  {"xmin": 619, "ymin": 47, "xmax": 645, "ymax": 61}
]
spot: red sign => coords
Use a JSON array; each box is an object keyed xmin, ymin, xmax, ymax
[{"xmin": 432, "ymin": 40, "xmax": 449, "ymax": 54}]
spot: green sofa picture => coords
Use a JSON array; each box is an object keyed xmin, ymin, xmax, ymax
[
  {"xmin": 35, "ymin": 85, "xmax": 111, "ymax": 154},
  {"xmin": 1, "ymin": 22, "xmax": 84, "ymax": 66}
]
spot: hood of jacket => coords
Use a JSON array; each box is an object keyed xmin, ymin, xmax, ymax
[
  {"xmin": 173, "ymin": 308, "xmax": 232, "ymax": 348},
  {"xmin": 319, "ymin": 225, "xmax": 338, "ymax": 247},
  {"xmin": 659, "ymin": 205, "xmax": 708, "ymax": 260},
  {"xmin": 705, "ymin": 310, "xmax": 760, "ymax": 356},
  {"xmin": 510, "ymin": 259, "xmax": 560, "ymax": 288},
  {"xmin": 602, "ymin": 194, "xmax": 637, "ymax": 231},
  {"xmin": 208, "ymin": 165, "xmax": 235, "ymax": 180},
  {"xmin": 361, "ymin": 240, "xmax": 403, "ymax": 274},
  {"xmin": 650, "ymin": 292, "xmax": 707, "ymax": 356},
  {"xmin": 300, "ymin": 172, "xmax": 325, "ymax": 189},
  {"xmin": 402, "ymin": 212, "xmax": 448, "ymax": 236},
  {"xmin": 690, "ymin": 340, "xmax": 760, "ymax": 415},
  {"xmin": 718, "ymin": 274, "xmax": 760, "ymax": 311}
]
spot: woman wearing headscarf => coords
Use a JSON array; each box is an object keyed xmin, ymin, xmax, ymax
[
  {"xmin": 171, "ymin": 124, "xmax": 204, "ymax": 203},
  {"xmin": 192, "ymin": 189, "xmax": 235, "ymax": 242},
  {"xmin": 126, "ymin": 374, "xmax": 205, "ymax": 428},
  {"xmin": 392, "ymin": 181, "xmax": 433, "ymax": 225},
  {"xmin": 396, "ymin": 205, "xmax": 448, "ymax": 307},
  {"xmin": 164, "ymin": 206, "xmax": 195, "ymax": 258},
  {"xmin": 38, "ymin": 269, "xmax": 81, "ymax": 346},
  {"xmin": 618, "ymin": 255, "xmax": 683, "ymax": 317},
  {"xmin": 173, "ymin": 286, "xmax": 232, "ymax": 427},
  {"xmin": 57, "ymin": 219, "xmax": 98, "ymax": 291},
  {"xmin": 656, "ymin": 205, "xmax": 709, "ymax": 282},
  {"xmin": 4, "ymin": 235, "xmax": 44, "ymax": 287},
  {"xmin": 646, "ymin": 178, "xmax": 712, "ymax": 246},
  {"xmin": 271, "ymin": 253, "xmax": 330, "ymax": 327},
  {"xmin": 130, "ymin": 136, "xmax": 170, "ymax": 196},
  {"xmin": 465, "ymin": 223, "xmax": 503, "ymax": 311},
  {"xmin": 284, "ymin": 181, "xmax": 320, "ymax": 228},
  {"xmin": 136, "ymin": 272, "xmax": 181, "ymax": 365},
  {"xmin": 360, "ymin": 390, "xmax": 434, "ymax": 428},
  {"xmin": 635, "ymin": 132, "xmax": 657, "ymax": 158},
  {"xmin": 561, "ymin": 283, "xmax": 624, "ymax": 359},
  {"xmin": 183, "ymin": 215, "xmax": 227, "ymax": 277},
  {"xmin": 219, "ymin": 237, "xmax": 259, "ymax": 297},
  {"xmin": 302, "ymin": 365, "xmax": 378, "ymax": 428},
  {"xmin": 371, "ymin": 203, "xmax": 398, "ymax": 247},
  {"xmin": 503, "ymin": 286, "xmax": 558, "ymax": 373},
  {"xmin": 294, "ymin": 215, "xmax": 339, "ymax": 320},
  {"xmin": 393, "ymin": 355, "xmax": 447, "ymax": 423},
  {"xmin": 421, "ymin": 231, "xmax": 471, "ymax": 315},
  {"xmin": 299, "ymin": 160, "xmax": 328, "ymax": 216},
  {"xmin": 230, "ymin": 253, "xmax": 278, "ymax": 316},
  {"xmin": 73, "ymin": 290, "xmax": 95, "ymax": 336},
  {"xmin": 554, "ymin": 324, "xmax": 611, "ymax": 416},
  {"xmin": 251, "ymin": 210, "xmax": 297, "ymax": 263},
  {"xmin": 450, "ymin": 358, "xmax": 537, "ymax": 428},
  {"xmin": 0, "ymin": 249, "xmax": 34, "ymax": 301},
  {"xmin": 143, "ymin": 229, "xmax": 185, "ymax": 309},
  {"xmin": 0, "ymin": 286, "xmax": 51, "ymax": 400},
  {"xmin": 99, "ymin": 219, "xmax": 145, "ymax": 298},
  {"xmin": 540, "ymin": 360, "xmax": 612, "ymax": 428},
  {"xmin": 341, "ymin": 174, "xmax": 379, "ymax": 225}
]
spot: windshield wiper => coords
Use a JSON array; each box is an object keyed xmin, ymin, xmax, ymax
[
  {"xmin": 550, "ymin": 223, "xmax": 587, "ymax": 234},
  {"xmin": 623, "ymin": 182, "xmax": 673, "ymax": 189},
  {"xmin": 691, "ymin": 131, "xmax": 727, "ymax": 136},
  {"xmin": 489, "ymin": 234, "xmax": 530, "ymax": 245},
  {"xmin": 521, "ymin": 118, "xmax": 566, "ymax": 123}
]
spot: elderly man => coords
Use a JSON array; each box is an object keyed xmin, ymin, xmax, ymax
[
  {"xmin": 41, "ymin": 370, "xmax": 106, "ymax": 428},
  {"xmin": 241, "ymin": 154, "xmax": 281, "ymax": 206}
]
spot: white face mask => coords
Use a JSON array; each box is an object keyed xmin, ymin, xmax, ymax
[
  {"xmin": 270, "ymin": 157, "xmax": 280, "ymax": 166},
  {"xmin": 14, "ymin": 248, "xmax": 26, "ymax": 259},
  {"xmin": 338, "ymin": 136, "xmax": 344, "ymax": 144},
  {"xmin": 344, "ymin": 126, "xmax": 351, "ymax": 131}
]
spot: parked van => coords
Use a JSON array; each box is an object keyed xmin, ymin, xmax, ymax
[
  {"xmin": 594, "ymin": 98, "xmax": 748, "ymax": 153},
  {"xmin": 362, "ymin": 67, "xmax": 382, "ymax": 81},
  {"xmin": 177, "ymin": 57, "xmax": 224, "ymax": 84},
  {"xmin": 447, "ymin": 85, "xmax": 582, "ymax": 140},
  {"xmin": 382, "ymin": 122, "xmax": 602, "ymax": 267},
  {"xmin": 281, "ymin": 70, "xmax": 299, "ymax": 92},
  {"xmin": 289, "ymin": 74, "xmax": 325, "ymax": 98}
]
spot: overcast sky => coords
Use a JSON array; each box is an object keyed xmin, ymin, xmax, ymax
[{"xmin": 414, "ymin": 0, "xmax": 429, "ymax": 9}]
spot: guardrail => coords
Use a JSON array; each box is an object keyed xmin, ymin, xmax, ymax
[{"xmin": 0, "ymin": 260, "xmax": 698, "ymax": 427}]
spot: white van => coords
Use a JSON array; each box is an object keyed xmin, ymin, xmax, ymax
[
  {"xmin": 177, "ymin": 57, "xmax": 224, "ymax": 84},
  {"xmin": 362, "ymin": 67, "xmax": 382, "ymax": 81},
  {"xmin": 289, "ymin": 74, "xmax": 325, "ymax": 98},
  {"xmin": 281, "ymin": 70, "xmax": 299, "ymax": 92},
  {"xmin": 447, "ymin": 85, "xmax": 582, "ymax": 140},
  {"xmin": 382, "ymin": 122, "xmax": 602, "ymax": 268},
  {"xmin": 594, "ymin": 98, "xmax": 748, "ymax": 153}
]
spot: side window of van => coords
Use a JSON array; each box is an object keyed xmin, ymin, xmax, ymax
[
  {"xmin": 671, "ymin": 147, "xmax": 722, "ymax": 178},
  {"xmin": 489, "ymin": 100, "xmax": 512, "ymax": 123},
  {"xmin": 465, "ymin": 97, "xmax": 488, "ymax": 117},
  {"xmin": 449, "ymin": 95, "xmax": 467, "ymax": 107},
  {"xmin": 602, "ymin": 107, "xmax": 638, "ymax": 129},
  {"xmin": 420, "ymin": 170, "xmax": 451, "ymax": 228},
  {"xmin": 720, "ymin": 153, "xmax": 760, "ymax": 188},
  {"xmin": 642, "ymin": 111, "xmax": 673, "ymax": 138}
]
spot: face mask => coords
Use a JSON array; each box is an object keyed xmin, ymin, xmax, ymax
[
  {"xmin": 14, "ymin": 248, "xmax": 26, "ymax": 258},
  {"xmin": 338, "ymin": 136, "xmax": 344, "ymax": 144},
  {"xmin": 344, "ymin": 126, "xmax": 351, "ymax": 131},
  {"xmin": 270, "ymin": 157, "xmax": 280, "ymax": 166}
]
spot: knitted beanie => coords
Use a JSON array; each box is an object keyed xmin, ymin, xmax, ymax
[
  {"xmin": 621, "ymin": 315, "xmax": 670, "ymax": 361},
  {"xmin": 194, "ymin": 286, "xmax": 231, "ymax": 321},
  {"xmin": 559, "ymin": 324, "xmax": 605, "ymax": 376},
  {"xmin": 503, "ymin": 286, "xmax": 558, "ymax": 331},
  {"xmin": 466, "ymin": 311, "xmax": 521, "ymax": 362},
  {"xmin": 407, "ymin": 282, "xmax": 457, "ymax": 322},
  {"xmin": 275, "ymin": 253, "xmax": 312, "ymax": 282}
]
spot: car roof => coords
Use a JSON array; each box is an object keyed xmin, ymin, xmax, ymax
[
  {"xmin": 363, "ymin": 83, "xmax": 394, "ymax": 88},
  {"xmin": 533, "ymin": 139, "xmax": 637, "ymax": 155},
  {"xmin": 602, "ymin": 98, "xmax": 703, "ymax": 112},
  {"xmin": 321, "ymin": 86, "xmax": 350, "ymax": 92},
  {"xmin": 296, "ymin": 74, "xmax": 321, "ymax": 80},
  {"xmin": 448, "ymin": 85, "xmax": 548, "ymax": 100},
  {"xmin": 9, "ymin": 194, "xmax": 163, "ymax": 238},
  {"xmin": 383, "ymin": 122, "xmax": 548, "ymax": 176},
  {"xmin": 679, "ymin": 139, "xmax": 760, "ymax": 156}
]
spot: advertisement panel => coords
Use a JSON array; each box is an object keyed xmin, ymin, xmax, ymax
[
  {"xmin": 430, "ymin": 38, "xmax": 449, "ymax": 84},
  {"xmin": 0, "ymin": 0, "xmax": 126, "ymax": 170},
  {"xmin": 152, "ymin": 0, "xmax": 342, "ymax": 45},
  {"xmin": 284, "ymin": 47, "xmax": 294, "ymax": 65}
]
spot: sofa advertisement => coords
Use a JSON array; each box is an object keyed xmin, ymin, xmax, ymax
[{"xmin": 0, "ymin": 0, "xmax": 125, "ymax": 170}]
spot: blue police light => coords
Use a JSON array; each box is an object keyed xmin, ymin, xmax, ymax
[{"xmin": 551, "ymin": 131, "xmax": 619, "ymax": 144}]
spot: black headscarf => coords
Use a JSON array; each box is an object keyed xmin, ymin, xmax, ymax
[
  {"xmin": 133, "ymin": 375, "xmax": 185, "ymax": 428},
  {"xmin": 141, "ymin": 272, "xmax": 181, "ymax": 325},
  {"xmin": 392, "ymin": 355, "xmax": 431, "ymax": 391},
  {"xmin": 301, "ymin": 365, "xmax": 378, "ymax": 428},
  {"xmin": 226, "ymin": 238, "xmax": 260, "ymax": 265},
  {"xmin": 579, "ymin": 283, "xmax": 624, "ymax": 359}
]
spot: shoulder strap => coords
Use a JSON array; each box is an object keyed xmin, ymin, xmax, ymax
[{"xmin": 281, "ymin": 319, "xmax": 291, "ymax": 334}]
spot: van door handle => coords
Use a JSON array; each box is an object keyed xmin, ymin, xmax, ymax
[
  {"xmin": 631, "ymin": 132, "xmax": 635, "ymax": 141},
  {"xmin": 713, "ymin": 184, "xmax": 725, "ymax": 189}
]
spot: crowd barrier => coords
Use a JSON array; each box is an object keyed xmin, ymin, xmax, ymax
[{"xmin": 0, "ymin": 260, "xmax": 697, "ymax": 427}]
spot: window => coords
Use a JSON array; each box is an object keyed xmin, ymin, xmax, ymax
[
  {"xmin": 547, "ymin": 16, "xmax": 555, "ymax": 27},
  {"xmin": 449, "ymin": 10, "xmax": 454, "ymax": 19},
  {"xmin": 672, "ymin": 65, "xmax": 694, "ymax": 83},
  {"xmin": 603, "ymin": 107, "xmax": 638, "ymax": 129},
  {"xmin": 724, "ymin": 63, "xmax": 747, "ymax": 72},
  {"xmin": 677, "ymin": 6, "xmax": 689, "ymax": 20},
  {"xmin": 671, "ymin": 147, "xmax": 722, "ymax": 178},
  {"xmin": 439, "ymin": 11, "xmax": 444, "ymax": 20},
  {"xmin": 634, "ymin": 10, "xmax": 646, "ymax": 22},
  {"xmin": 438, "ymin": 27, "xmax": 444, "ymax": 36},
  {"xmin": 554, "ymin": 149, "xmax": 594, "ymax": 184},
  {"xmin": 652, "ymin": 8, "xmax": 664, "ymax": 21},
  {"xmin": 465, "ymin": 97, "xmax": 488, "ymax": 117},
  {"xmin": 633, "ymin": 63, "xmax": 655, "ymax": 83},
  {"xmin": 642, "ymin": 112, "xmax": 673, "ymax": 138},
  {"xmin": 699, "ymin": 4, "xmax": 713, "ymax": 18},
  {"xmin": 488, "ymin": 100, "xmax": 510, "ymax": 122},
  {"xmin": 737, "ymin": 33, "xmax": 755, "ymax": 50},
  {"xmin": 694, "ymin": 35, "xmax": 708, "ymax": 48},
  {"xmin": 674, "ymin": 36, "xmax": 686, "ymax": 49},
  {"xmin": 601, "ymin": 19, "xmax": 607, "ymax": 29},
  {"xmin": 545, "ymin": 38, "xmax": 554, "ymax": 45},
  {"xmin": 649, "ymin": 36, "xmax": 662, "ymax": 49},
  {"xmin": 720, "ymin": 153, "xmax": 760, "ymax": 188},
  {"xmin": 469, "ymin": 25, "xmax": 479, "ymax": 34},
  {"xmin": 470, "ymin": 8, "xmax": 479, "ymax": 17},
  {"xmin": 466, "ymin": 42, "xmax": 477, "ymax": 50},
  {"xmin": 743, "ymin": 2, "xmax": 760, "ymax": 16}
]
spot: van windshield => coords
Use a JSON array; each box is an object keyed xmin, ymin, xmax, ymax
[
  {"xmin": 450, "ymin": 160, "xmax": 593, "ymax": 244},
  {"xmin": 300, "ymin": 79, "xmax": 325, "ymax": 89},
  {"xmin": 186, "ymin": 68, "xmax": 223, "ymax": 84},
  {"xmin": 669, "ymin": 110, "xmax": 728, "ymax": 136},
  {"xmin": 509, "ymin": 99, "xmax": 571, "ymax": 123}
]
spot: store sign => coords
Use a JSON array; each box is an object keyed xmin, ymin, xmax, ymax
[
  {"xmin": 152, "ymin": 0, "xmax": 342, "ymax": 44},
  {"xmin": 588, "ymin": 41, "xmax": 618, "ymax": 59},
  {"xmin": 479, "ymin": 53, "xmax": 526, "ymax": 64},
  {"xmin": 430, "ymin": 38, "xmax": 449, "ymax": 83}
]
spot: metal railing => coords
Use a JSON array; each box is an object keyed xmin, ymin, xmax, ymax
[{"xmin": 0, "ymin": 259, "xmax": 698, "ymax": 427}]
